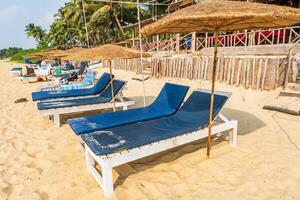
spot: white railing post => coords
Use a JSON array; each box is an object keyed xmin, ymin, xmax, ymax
[
  {"xmin": 205, "ymin": 32, "xmax": 208, "ymax": 48},
  {"xmin": 245, "ymin": 30, "xmax": 248, "ymax": 46},
  {"xmin": 156, "ymin": 35, "xmax": 159, "ymax": 51},
  {"xmin": 176, "ymin": 34, "xmax": 180, "ymax": 52},
  {"xmin": 289, "ymin": 27, "xmax": 292, "ymax": 43},
  {"xmin": 191, "ymin": 32, "xmax": 196, "ymax": 53}
]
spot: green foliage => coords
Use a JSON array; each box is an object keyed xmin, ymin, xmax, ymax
[
  {"xmin": 25, "ymin": 23, "xmax": 48, "ymax": 47},
  {"xmin": 24, "ymin": 0, "xmax": 166, "ymax": 48},
  {"xmin": 10, "ymin": 47, "xmax": 48, "ymax": 63},
  {"xmin": 0, "ymin": 47, "xmax": 23, "ymax": 59}
]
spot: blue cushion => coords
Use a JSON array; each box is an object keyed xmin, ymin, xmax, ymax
[
  {"xmin": 82, "ymin": 90, "xmax": 230, "ymax": 156},
  {"xmin": 68, "ymin": 83, "xmax": 189, "ymax": 135},
  {"xmin": 32, "ymin": 73, "xmax": 111, "ymax": 101},
  {"xmin": 37, "ymin": 80, "xmax": 125, "ymax": 110},
  {"xmin": 10, "ymin": 67, "xmax": 22, "ymax": 71},
  {"xmin": 59, "ymin": 71, "xmax": 97, "ymax": 90}
]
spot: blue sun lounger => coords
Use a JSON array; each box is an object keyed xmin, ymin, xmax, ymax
[
  {"xmin": 9, "ymin": 67, "xmax": 23, "ymax": 76},
  {"xmin": 32, "ymin": 72, "xmax": 111, "ymax": 101},
  {"xmin": 39, "ymin": 71, "xmax": 97, "ymax": 91},
  {"xmin": 37, "ymin": 80, "xmax": 135, "ymax": 127},
  {"xmin": 82, "ymin": 89, "xmax": 238, "ymax": 198},
  {"xmin": 67, "ymin": 83, "xmax": 189, "ymax": 135}
]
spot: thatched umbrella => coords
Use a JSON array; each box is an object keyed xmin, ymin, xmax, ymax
[
  {"xmin": 27, "ymin": 49, "xmax": 66, "ymax": 59},
  {"xmin": 62, "ymin": 44, "xmax": 151, "ymax": 110},
  {"xmin": 63, "ymin": 44, "xmax": 150, "ymax": 60},
  {"xmin": 140, "ymin": 1, "xmax": 300, "ymax": 157},
  {"xmin": 45, "ymin": 47, "xmax": 85, "ymax": 60}
]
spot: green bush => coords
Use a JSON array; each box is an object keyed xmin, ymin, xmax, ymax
[{"xmin": 10, "ymin": 47, "xmax": 48, "ymax": 63}]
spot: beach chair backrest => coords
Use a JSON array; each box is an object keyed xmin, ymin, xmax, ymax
[
  {"xmin": 99, "ymin": 80, "xmax": 126, "ymax": 99},
  {"xmin": 90, "ymin": 72, "xmax": 112, "ymax": 94},
  {"xmin": 173, "ymin": 90, "xmax": 231, "ymax": 127},
  {"xmin": 82, "ymin": 71, "xmax": 97, "ymax": 86},
  {"xmin": 77, "ymin": 61, "xmax": 88, "ymax": 75},
  {"xmin": 25, "ymin": 66, "xmax": 35, "ymax": 75},
  {"xmin": 149, "ymin": 82, "xmax": 189, "ymax": 110},
  {"xmin": 35, "ymin": 63, "xmax": 52, "ymax": 76}
]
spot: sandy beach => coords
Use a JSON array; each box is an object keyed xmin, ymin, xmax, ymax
[{"xmin": 1, "ymin": 60, "xmax": 300, "ymax": 200}]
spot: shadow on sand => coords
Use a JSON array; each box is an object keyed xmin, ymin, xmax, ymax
[
  {"xmin": 113, "ymin": 108, "xmax": 266, "ymax": 188},
  {"xmin": 222, "ymin": 108, "xmax": 266, "ymax": 136}
]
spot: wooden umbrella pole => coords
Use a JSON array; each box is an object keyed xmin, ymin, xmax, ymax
[
  {"xmin": 207, "ymin": 31, "xmax": 219, "ymax": 158},
  {"xmin": 137, "ymin": 0, "xmax": 146, "ymax": 106},
  {"xmin": 109, "ymin": 60, "xmax": 116, "ymax": 111}
]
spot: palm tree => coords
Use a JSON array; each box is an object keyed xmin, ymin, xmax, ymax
[
  {"xmin": 28, "ymin": 0, "xmax": 166, "ymax": 48},
  {"xmin": 25, "ymin": 23, "xmax": 47, "ymax": 46}
]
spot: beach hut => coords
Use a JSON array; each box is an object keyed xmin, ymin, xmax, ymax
[{"xmin": 140, "ymin": 0, "xmax": 300, "ymax": 157}]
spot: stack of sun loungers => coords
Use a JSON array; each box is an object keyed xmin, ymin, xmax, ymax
[
  {"xmin": 32, "ymin": 72, "xmax": 135, "ymax": 127},
  {"xmin": 66, "ymin": 83, "xmax": 238, "ymax": 198}
]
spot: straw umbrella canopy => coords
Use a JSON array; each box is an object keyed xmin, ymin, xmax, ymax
[
  {"xmin": 44, "ymin": 47, "xmax": 86, "ymax": 60},
  {"xmin": 62, "ymin": 44, "xmax": 150, "ymax": 61},
  {"xmin": 27, "ymin": 49, "xmax": 66, "ymax": 60},
  {"xmin": 140, "ymin": 1, "xmax": 300, "ymax": 158},
  {"xmin": 62, "ymin": 44, "xmax": 151, "ymax": 110}
]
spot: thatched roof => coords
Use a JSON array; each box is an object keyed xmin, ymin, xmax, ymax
[
  {"xmin": 140, "ymin": 1, "xmax": 300, "ymax": 36},
  {"xmin": 62, "ymin": 44, "xmax": 151, "ymax": 61}
]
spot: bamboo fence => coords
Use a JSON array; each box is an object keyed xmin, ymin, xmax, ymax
[{"xmin": 104, "ymin": 55, "xmax": 289, "ymax": 90}]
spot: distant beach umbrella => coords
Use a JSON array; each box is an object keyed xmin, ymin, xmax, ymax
[
  {"xmin": 140, "ymin": 1, "xmax": 300, "ymax": 158},
  {"xmin": 62, "ymin": 44, "xmax": 150, "ymax": 61},
  {"xmin": 46, "ymin": 47, "xmax": 85, "ymax": 60},
  {"xmin": 27, "ymin": 49, "xmax": 65, "ymax": 59}
]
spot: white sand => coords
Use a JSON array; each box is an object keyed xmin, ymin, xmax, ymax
[{"xmin": 1, "ymin": 61, "xmax": 300, "ymax": 200}]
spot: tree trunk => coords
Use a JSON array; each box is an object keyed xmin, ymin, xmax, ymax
[{"xmin": 112, "ymin": 7, "xmax": 125, "ymax": 39}]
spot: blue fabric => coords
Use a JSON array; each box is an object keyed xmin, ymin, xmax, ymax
[
  {"xmin": 67, "ymin": 83, "xmax": 189, "ymax": 135},
  {"xmin": 37, "ymin": 79, "xmax": 125, "ymax": 110},
  {"xmin": 52, "ymin": 73, "xmax": 69, "ymax": 78},
  {"xmin": 21, "ymin": 74, "xmax": 36, "ymax": 78},
  {"xmin": 10, "ymin": 67, "xmax": 22, "ymax": 71},
  {"xmin": 82, "ymin": 90, "xmax": 230, "ymax": 156},
  {"xmin": 32, "ymin": 73, "xmax": 111, "ymax": 101},
  {"xmin": 59, "ymin": 71, "xmax": 97, "ymax": 90}
]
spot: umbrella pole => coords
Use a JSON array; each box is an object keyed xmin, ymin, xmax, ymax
[
  {"xmin": 109, "ymin": 60, "xmax": 116, "ymax": 111},
  {"xmin": 137, "ymin": 0, "xmax": 146, "ymax": 107},
  {"xmin": 207, "ymin": 31, "xmax": 219, "ymax": 158}
]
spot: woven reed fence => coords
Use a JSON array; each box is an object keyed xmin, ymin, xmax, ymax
[
  {"xmin": 150, "ymin": 56, "xmax": 288, "ymax": 90},
  {"xmin": 103, "ymin": 59, "xmax": 143, "ymax": 74},
  {"xmin": 104, "ymin": 55, "xmax": 288, "ymax": 90}
]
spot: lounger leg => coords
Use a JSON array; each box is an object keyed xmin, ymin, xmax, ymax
[
  {"xmin": 85, "ymin": 148, "xmax": 114, "ymax": 198},
  {"xmin": 85, "ymin": 148, "xmax": 93, "ymax": 173},
  {"xmin": 102, "ymin": 162, "xmax": 114, "ymax": 198},
  {"xmin": 229, "ymin": 120, "xmax": 238, "ymax": 147},
  {"xmin": 123, "ymin": 105, "xmax": 128, "ymax": 110},
  {"xmin": 53, "ymin": 114, "xmax": 60, "ymax": 128}
]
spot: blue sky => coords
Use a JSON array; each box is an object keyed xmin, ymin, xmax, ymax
[{"xmin": 0, "ymin": 0, "xmax": 69, "ymax": 49}]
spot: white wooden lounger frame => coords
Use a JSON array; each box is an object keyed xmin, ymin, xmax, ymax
[
  {"xmin": 39, "ymin": 83, "xmax": 135, "ymax": 127},
  {"xmin": 9, "ymin": 70, "xmax": 22, "ymax": 76},
  {"xmin": 84, "ymin": 114, "xmax": 238, "ymax": 198},
  {"xmin": 37, "ymin": 79, "xmax": 119, "ymax": 102}
]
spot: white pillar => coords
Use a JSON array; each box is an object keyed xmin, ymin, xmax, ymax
[
  {"xmin": 176, "ymin": 34, "xmax": 180, "ymax": 52},
  {"xmin": 191, "ymin": 32, "xmax": 196, "ymax": 53}
]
